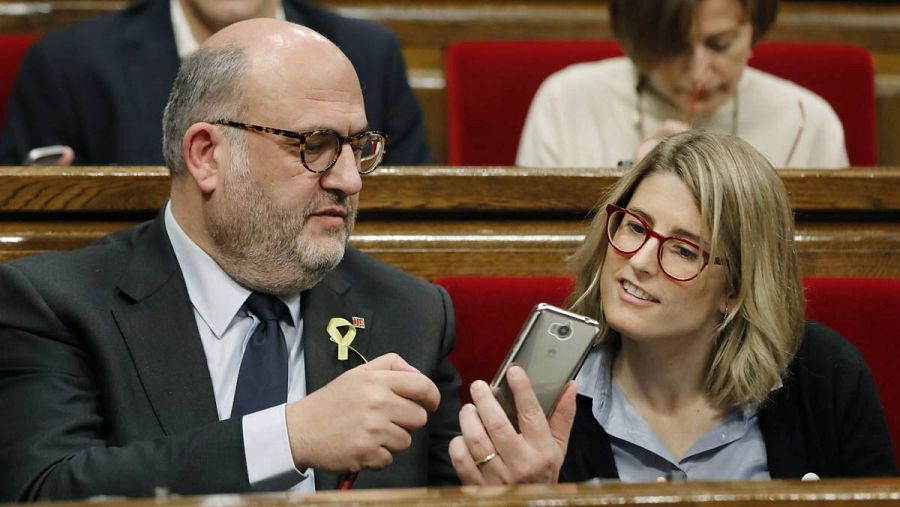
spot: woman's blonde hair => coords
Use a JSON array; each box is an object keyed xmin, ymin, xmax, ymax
[{"xmin": 568, "ymin": 130, "xmax": 804, "ymax": 409}]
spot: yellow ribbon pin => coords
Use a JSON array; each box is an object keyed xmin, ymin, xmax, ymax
[{"xmin": 326, "ymin": 317, "xmax": 357, "ymax": 361}]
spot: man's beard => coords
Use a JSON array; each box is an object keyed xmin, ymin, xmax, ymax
[{"xmin": 207, "ymin": 159, "xmax": 356, "ymax": 296}]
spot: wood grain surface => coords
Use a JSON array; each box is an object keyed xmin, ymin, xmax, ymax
[
  {"xmin": 5, "ymin": 477, "xmax": 899, "ymax": 506},
  {"xmin": 1, "ymin": 166, "xmax": 897, "ymax": 278}
]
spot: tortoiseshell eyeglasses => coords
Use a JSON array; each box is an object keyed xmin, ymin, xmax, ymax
[{"xmin": 212, "ymin": 120, "xmax": 389, "ymax": 174}]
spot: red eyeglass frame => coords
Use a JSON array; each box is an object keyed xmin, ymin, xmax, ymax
[{"xmin": 605, "ymin": 204, "xmax": 723, "ymax": 282}]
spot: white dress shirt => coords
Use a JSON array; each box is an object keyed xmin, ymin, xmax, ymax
[
  {"xmin": 165, "ymin": 203, "xmax": 314, "ymax": 492},
  {"xmin": 170, "ymin": 0, "xmax": 287, "ymax": 59}
]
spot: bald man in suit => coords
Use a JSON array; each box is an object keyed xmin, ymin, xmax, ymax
[{"xmin": 0, "ymin": 19, "xmax": 458, "ymax": 501}]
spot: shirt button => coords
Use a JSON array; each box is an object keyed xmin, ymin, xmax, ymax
[{"xmin": 720, "ymin": 433, "xmax": 728, "ymax": 440}]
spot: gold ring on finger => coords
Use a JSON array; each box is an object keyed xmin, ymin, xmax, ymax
[{"xmin": 474, "ymin": 452, "xmax": 497, "ymax": 467}]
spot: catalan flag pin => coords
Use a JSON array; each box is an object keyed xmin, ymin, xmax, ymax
[{"xmin": 352, "ymin": 316, "xmax": 365, "ymax": 329}]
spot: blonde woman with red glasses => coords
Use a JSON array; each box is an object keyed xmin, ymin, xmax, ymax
[{"xmin": 451, "ymin": 130, "xmax": 894, "ymax": 484}]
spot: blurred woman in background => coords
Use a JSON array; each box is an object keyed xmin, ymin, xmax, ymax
[{"xmin": 516, "ymin": 0, "xmax": 848, "ymax": 169}]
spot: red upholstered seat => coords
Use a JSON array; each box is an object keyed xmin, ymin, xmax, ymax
[
  {"xmin": 748, "ymin": 43, "xmax": 876, "ymax": 166},
  {"xmin": 437, "ymin": 276, "xmax": 574, "ymax": 400},
  {"xmin": 436, "ymin": 276, "xmax": 900, "ymax": 461},
  {"xmin": 445, "ymin": 40, "xmax": 623, "ymax": 166},
  {"xmin": 445, "ymin": 40, "xmax": 876, "ymax": 166},
  {"xmin": 0, "ymin": 33, "xmax": 40, "ymax": 135},
  {"xmin": 804, "ymin": 277, "xmax": 900, "ymax": 458}
]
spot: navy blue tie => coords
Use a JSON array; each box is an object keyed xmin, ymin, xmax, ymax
[{"xmin": 231, "ymin": 292, "xmax": 290, "ymax": 418}]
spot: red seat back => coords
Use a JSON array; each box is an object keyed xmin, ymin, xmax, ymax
[
  {"xmin": 0, "ymin": 33, "xmax": 40, "ymax": 134},
  {"xmin": 436, "ymin": 275, "xmax": 900, "ymax": 461},
  {"xmin": 436, "ymin": 276, "xmax": 574, "ymax": 400},
  {"xmin": 445, "ymin": 40, "xmax": 623, "ymax": 166},
  {"xmin": 748, "ymin": 43, "xmax": 876, "ymax": 166},
  {"xmin": 445, "ymin": 40, "xmax": 876, "ymax": 166},
  {"xmin": 804, "ymin": 277, "xmax": 900, "ymax": 456}
]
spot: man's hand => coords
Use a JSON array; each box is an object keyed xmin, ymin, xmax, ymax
[
  {"xmin": 449, "ymin": 366, "xmax": 577, "ymax": 485},
  {"xmin": 56, "ymin": 146, "xmax": 75, "ymax": 165},
  {"xmin": 24, "ymin": 145, "xmax": 75, "ymax": 165},
  {"xmin": 285, "ymin": 353, "xmax": 440, "ymax": 473}
]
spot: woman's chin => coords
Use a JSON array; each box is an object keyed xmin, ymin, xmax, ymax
[{"xmin": 606, "ymin": 315, "xmax": 654, "ymax": 344}]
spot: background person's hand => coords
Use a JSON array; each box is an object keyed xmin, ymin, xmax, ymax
[
  {"xmin": 285, "ymin": 353, "xmax": 440, "ymax": 473},
  {"xmin": 449, "ymin": 365, "xmax": 577, "ymax": 485},
  {"xmin": 56, "ymin": 146, "xmax": 75, "ymax": 165},
  {"xmin": 633, "ymin": 120, "xmax": 689, "ymax": 163},
  {"xmin": 24, "ymin": 145, "xmax": 75, "ymax": 166}
]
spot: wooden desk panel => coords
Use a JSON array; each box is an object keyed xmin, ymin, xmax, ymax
[
  {"xmin": 1, "ymin": 167, "xmax": 897, "ymax": 278},
  {"xmin": 11, "ymin": 478, "xmax": 900, "ymax": 506},
  {"xmin": 3, "ymin": 166, "xmax": 899, "ymax": 212},
  {"xmin": 3, "ymin": 219, "xmax": 898, "ymax": 278}
]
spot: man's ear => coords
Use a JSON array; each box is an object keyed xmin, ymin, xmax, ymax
[{"xmin": 183, "ymin": 122, "xmax": 222, "ymax": 194}]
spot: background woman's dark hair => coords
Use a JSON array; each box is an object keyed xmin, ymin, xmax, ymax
[{"xmin": 610, "ymin": 0, "xmax": 779, "ymax": 73}]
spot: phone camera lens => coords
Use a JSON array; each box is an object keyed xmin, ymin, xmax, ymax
[{"xmin": 549, "ymin": 321, "xmax": 573, "ymax": 340}]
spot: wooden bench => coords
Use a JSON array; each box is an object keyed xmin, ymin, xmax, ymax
[{"xmin": 1, "ymin": 166, "xmax": 898, "ymax": 279}]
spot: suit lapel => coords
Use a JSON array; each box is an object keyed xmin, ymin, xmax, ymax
[
  {"xmin": 113, "ymin": 214, "xmax": 219, "ymax": 435},
  {"xmin": 302, "ymin": 256, "xmax": 375, "ymax": 490},
  {"xmin": 302, "ymin": 266, "xmax": 375, "ymax": 394}
]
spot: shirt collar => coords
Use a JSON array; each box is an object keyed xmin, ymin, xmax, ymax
[
  {"xmin": 575, "ymin": 340, "xmax": 771, "ymax": 425},
  {"xmin": 170, "ymin": 0, "xmax": 287, "ymax": 60},
  {"xmin": 164, "ymin": 202, "xmax": 300, "ymax": 338},
  {"xmin": 575, "ymin": 342, "xmax": 616, "ymax": 425}
]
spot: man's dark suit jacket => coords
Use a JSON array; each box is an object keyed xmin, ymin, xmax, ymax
[
  {"xmin": 0, "ymin": 215, "xmax": 461, "ymax": 501},
  {"xmin": 0, "ymin": 0, "xmax": 432, "ymax": 165}
]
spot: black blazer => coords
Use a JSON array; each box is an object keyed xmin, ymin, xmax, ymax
[
  {"xmin": 0, "ymin": 0, "xmax": 432, "ymax": 165},
  {"xmin": 0, "ymin": 215, "xmax": 461, "ymax": 501},
  {"xmin": 561, "ymin": 322, "xmax": 899, "ymax": 481}
]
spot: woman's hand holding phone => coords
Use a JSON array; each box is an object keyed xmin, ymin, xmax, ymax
[{"xmin": 449, "ymin": 366, "xmax": 578, "ymax": 485}]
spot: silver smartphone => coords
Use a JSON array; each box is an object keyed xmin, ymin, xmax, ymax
[
  {"xmin": 24, "ymin": 145, "xmax": 68, "ymax": 165},
  {"xmin": 490, "ymin": 303, "xmax": 600, "ymax": 429}
]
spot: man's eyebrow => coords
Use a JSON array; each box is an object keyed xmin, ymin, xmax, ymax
[{"xmin": 293, "ymin": 125, "xmax": 372, "ymax": 136}]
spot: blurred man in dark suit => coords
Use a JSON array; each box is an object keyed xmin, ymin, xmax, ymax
[{"xmin": 0, "ymin": 0, "xmax": 432, "ymax": 165}]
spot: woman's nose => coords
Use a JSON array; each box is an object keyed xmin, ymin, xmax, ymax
[
  {"xmin": 688, "ymin": 47, "xmax": 713, "ymax": 86},
  {"xmin": 628, "ymin": 237, "xmax": 660, "ymax": 275}
]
